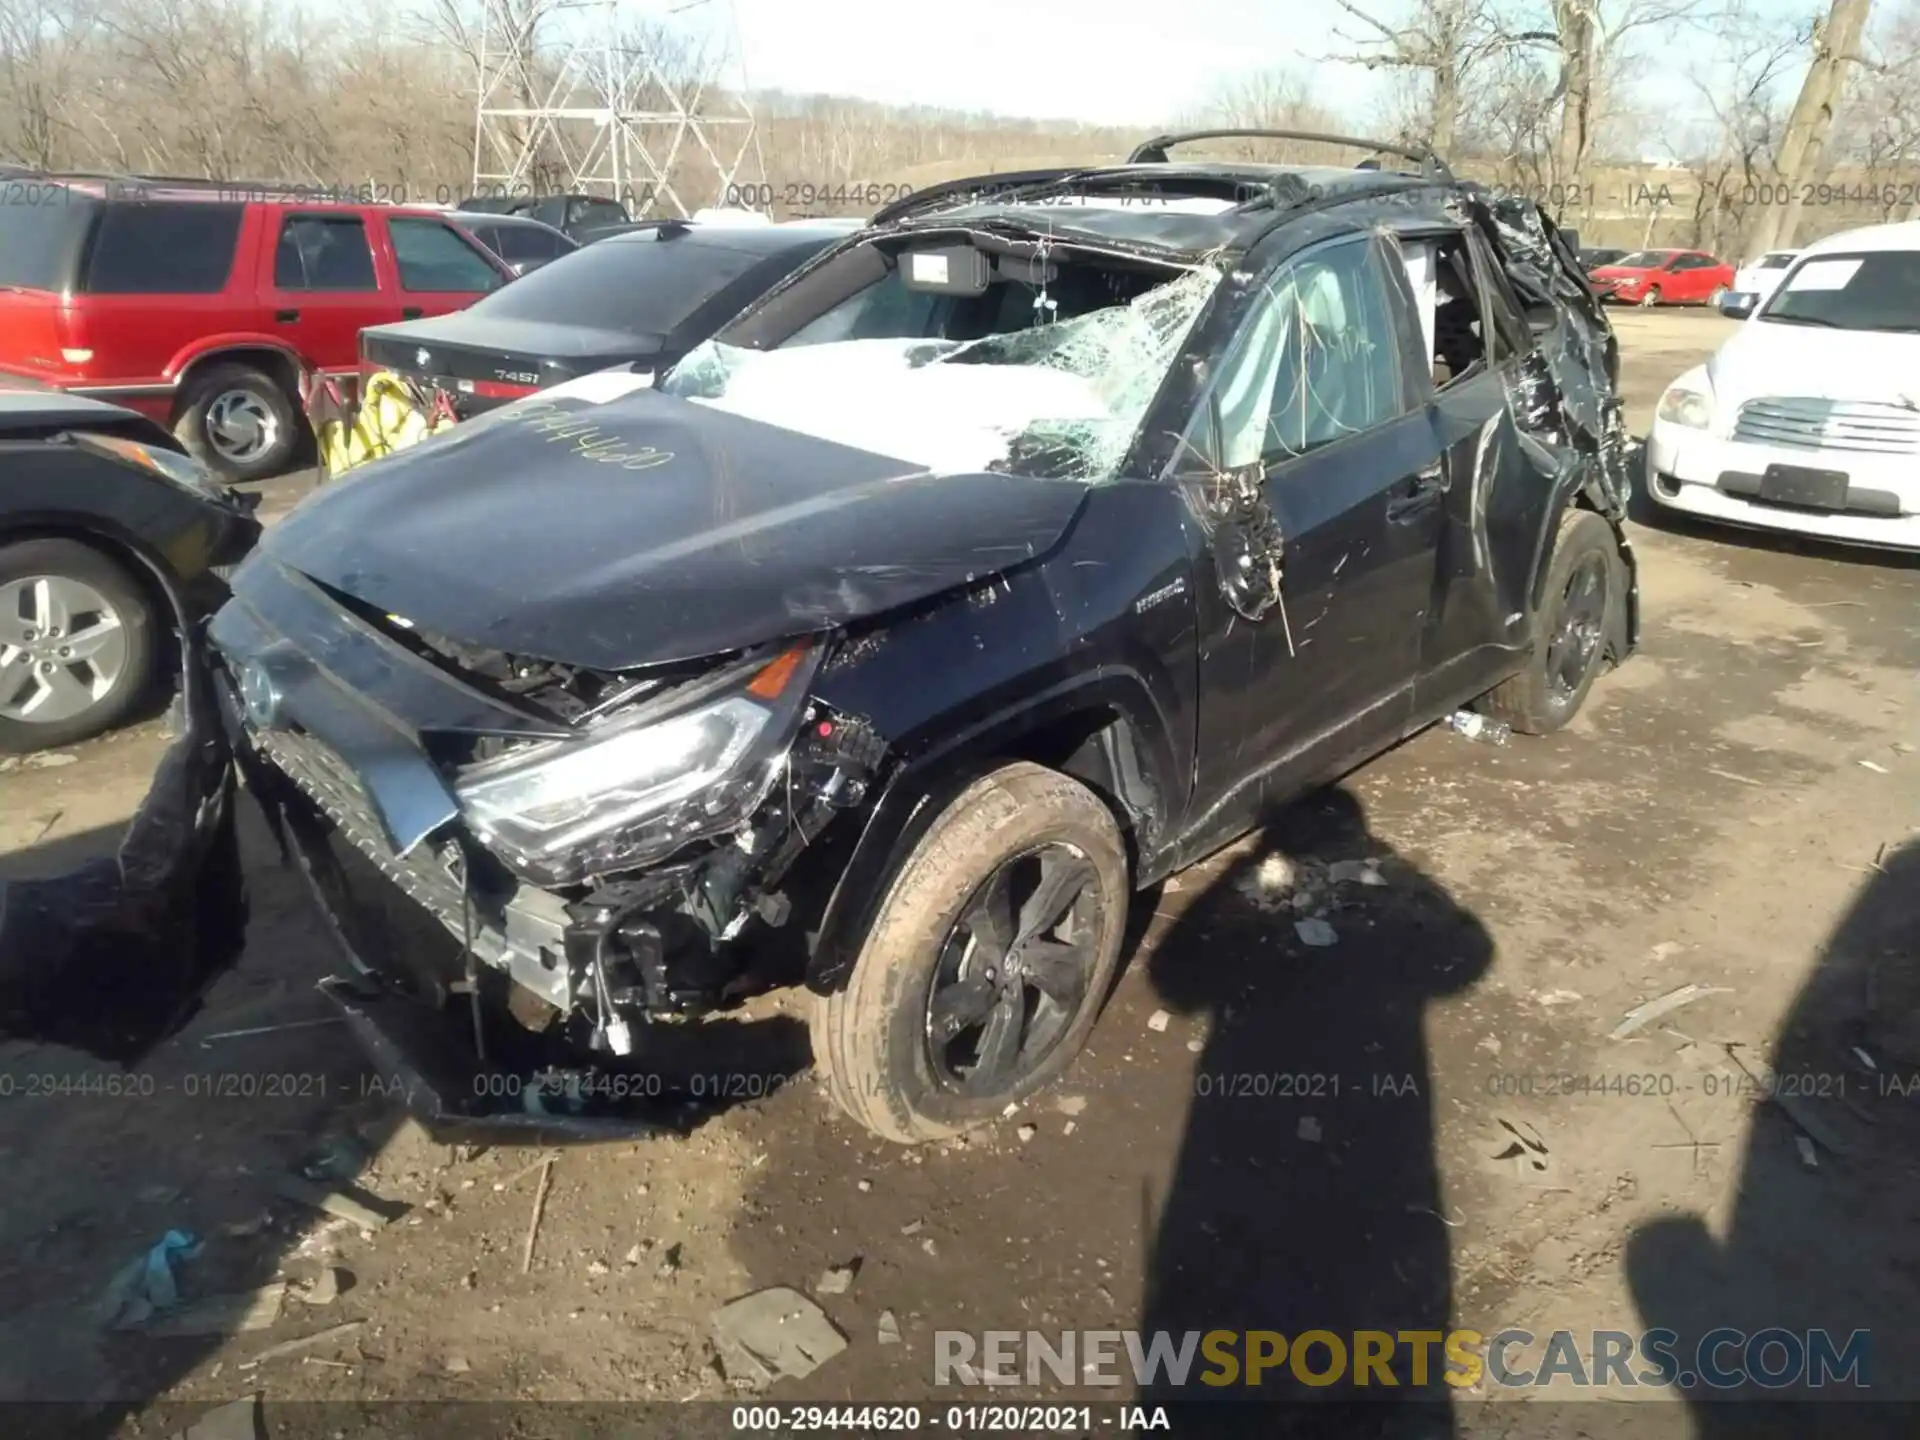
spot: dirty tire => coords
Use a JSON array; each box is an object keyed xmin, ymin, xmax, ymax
[
  {"xmin": 1478, "ymin": 509, "xmax": 1623, "ymax": 737},
  {"xmin": 811, "ymin": 762, "xmax": 1130, "ymax": 1145},
  {"xmin": 172, "ymin": 362, "xmax": 298, "ymax": 483},
  {"xmin": 1638, "ymin": 285, "xmax": 1661, "ymax": 307},
  {"xmin": 0, "ymin": 538, "xmax": 157, "ymax": 753}
]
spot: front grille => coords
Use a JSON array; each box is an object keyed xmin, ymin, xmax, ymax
[
  {"xmin": 1732, "ymin": 397, "xmax": 1920, "ymax": 456},
  {"xmin": 256, "ymin": 726, "xmax": 471, "ymax": 931}
]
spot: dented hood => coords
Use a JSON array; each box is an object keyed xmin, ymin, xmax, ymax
[{"xmin": 258, "ymin": 385, "xmax": 1090, "ymax": 670}]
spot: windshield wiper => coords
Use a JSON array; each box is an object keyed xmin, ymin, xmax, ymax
[{"xmin": 1762, "ymin": 314, "xmax": 1842, "ymax": 327}]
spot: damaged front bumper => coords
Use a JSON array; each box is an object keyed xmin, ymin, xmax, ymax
[
  {"xmin": 2, "ymin": 549, "xmax": 894, "ymax": 1131},
  {"xmin": 0, "ymin": 643, "xmax": 246, "ymax": 1063}
]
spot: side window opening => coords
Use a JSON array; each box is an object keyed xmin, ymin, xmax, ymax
[
  {"xmin": 1418, "ymin": 235, "xmax": 1489, "ymax": 390},
  {"xmin": 83, "ymin": 202, "xmax": 244, "ymax": 295},
  {"xmin": 1211, "ymin": 237, "xmax": 1412, "ymax": 469},
  {"xmin": 274, "ymin": 215, "xmax": 376, "ymax": 292},
  {"xmin": 388, "ymin": 217, "xmax": 501, "ymax": 293}
]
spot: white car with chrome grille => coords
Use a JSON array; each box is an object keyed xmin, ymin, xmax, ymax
[{"xmin": 1646, "ymin": 221, "xmax": 1920, "ymax": 551}]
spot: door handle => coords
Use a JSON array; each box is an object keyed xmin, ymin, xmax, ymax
[
  {"xmin": 1387, "ymin": 463, "xmax": 1448, "ymax": 523},
  {"xmin": 402, "ymin": 306, "xmax": 423, "ymax": 320},
  {"xmin": 273, "ymin": 308, "xmax": 299, "ymax": 323}
]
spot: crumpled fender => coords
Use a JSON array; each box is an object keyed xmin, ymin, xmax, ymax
[{"xmin": 0, "ymin": 642, "xmax": 246, "ymax": 1062}]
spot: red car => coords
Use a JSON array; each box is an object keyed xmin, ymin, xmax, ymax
[
  {"xmin": 1588, "ymin": 248, "xmax": 1736, "ymax": 308},
  {"xmin": 0, "ymin": 178, "xmax": 511, "ymax": 480}
]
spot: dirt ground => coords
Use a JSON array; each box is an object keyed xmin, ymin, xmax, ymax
[{"xmin": 3, "ymin": 307, "xmax": 1917, "ymax": 1436}]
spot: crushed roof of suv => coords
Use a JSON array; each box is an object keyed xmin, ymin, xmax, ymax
[{"xmin": 872, "ymin": 146, "xmax": 1460, "ymax": 257}]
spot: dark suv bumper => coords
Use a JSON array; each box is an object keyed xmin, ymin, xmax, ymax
[{"xmin": 0, "ymin": 648, "xmax": 245, "ymax": 1062}]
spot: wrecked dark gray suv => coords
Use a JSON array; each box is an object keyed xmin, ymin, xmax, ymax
[{"xmin": 2, "ymin": 132, "xmax": 1639, "ymax": 1144}]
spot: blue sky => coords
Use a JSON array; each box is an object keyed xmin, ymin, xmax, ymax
[{"xmin": 709, "ymin": 0, "xmax": 1813, "ymax": 139}]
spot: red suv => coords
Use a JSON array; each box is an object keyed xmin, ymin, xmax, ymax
[{"xmin": 0, "ymin": 178, "xmax": 510, "ymax": 480}]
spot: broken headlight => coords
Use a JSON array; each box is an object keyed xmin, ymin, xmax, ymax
[{"xmin": 454, "ymin": 641, "xmax": 821, "ymax": 887}]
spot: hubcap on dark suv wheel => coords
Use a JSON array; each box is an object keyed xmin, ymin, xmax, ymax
[
  {"xmin": 1545, "ymin": 552, "xmax": 1609, "ymax": 707},
  {"xmin": 0, "ymin": 574, "xmax": 129, "ymax": 724},
  {"xmin": 925, "ymin": 843, "xmax": 1103, "ymax": 1096},
  {"xmin": 205, "ymin": 389, "xmax": 279, "ymax": 464}
]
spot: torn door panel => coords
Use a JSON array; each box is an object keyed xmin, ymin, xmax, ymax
[{"xmin": 1474, "ymin": 195, "xmax": 1636, "ymax": 517}]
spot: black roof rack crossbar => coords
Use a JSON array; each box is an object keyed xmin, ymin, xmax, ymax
[
  {"xmin": 1126, "ymin": 129, "xmax": 1454, "ymax": 182},
  {"xmin": 870, "ymin": 167, "xmax": 1101, "ymax": 226}
]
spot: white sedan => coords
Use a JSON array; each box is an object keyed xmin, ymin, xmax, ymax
[
  {"xmin": 1645, "ymin": 221, "xmax": 1920, "ymax": 551},
  {"xmin": 1731, "ymin": 249, "xmax": 1800, "ymax": 304}
]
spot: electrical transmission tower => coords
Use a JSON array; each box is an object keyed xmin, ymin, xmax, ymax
[{"xmin": 470, "ymin": 0, "xmax": 765, "ymax": 217}]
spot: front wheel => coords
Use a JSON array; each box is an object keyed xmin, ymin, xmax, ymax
[
  {"xmin": 1708, "ymin": 285, "xmax": 1729, "ymax": 306},
  {"xmin": 1478, "ymin": 509, "xmax": 1625, "ymax": 736},
  {"xmin": 810, "ymin": 762, "xmax": 1130, "ymax": 1144},
  {"xmin": 1638, "ymin": 286, "xmax": 1662, "ymax": 307}
]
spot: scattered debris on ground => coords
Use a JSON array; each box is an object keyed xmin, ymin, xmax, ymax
[
  {"xmin": 1609, "ymin": 983, "xmax": 1731, "ymax": 1039},
  {"xmin": 241, "ymin": 1320, "xmax": 367, "ymax": 1369},
  {"xmin": 160, "ymin": 1393, "xmax": 259, "ymax": 1440},
  {"xmin": 272, "ymin": 1174, "xmax": 391, "ymax": 1232},
  {"xmin": 1445, "ymin": 711, "xmax": 1511, "ymax": 746},
  {"xmin": 146, "ymin": 1284, "xmax": 286, "ymax": 1337},
  {"xmin": 96, "ymin": 1230, "xmax": 202, "ymax": 1329},
  {"xmin": 1294, "ymin": 917, "xmax": 1339, "ymax": 948},
  {"xmin": 1493, "ymin": 1118, "xmax": 1551, "ymax": 1174},
  {"xmin": 199, "ymin": 1016, "xmax": 346, "ymax": 1047},
  {"xmin": 1722, "ymin": 1043, "xmax": 1852, "ymax": 1158},
  {"xmin": 712, "ymin": 1287, "xmax": 847, "ymax": 1386},
  {"xmin": 521, "ymin": 1157, "xmax": 555, "ymax": 1273},
  {"xmin": 296, "ymin": 1266, "xmax": 351, "ymax": 1306},
  {"xmin": 816, "ymin": 1264, "xmax": 857, "ymax": 1296}
]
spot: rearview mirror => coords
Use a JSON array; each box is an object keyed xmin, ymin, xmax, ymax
[{"xmin": 1716, "ymin": 290, "xmax": 1758, "ymax": 320}]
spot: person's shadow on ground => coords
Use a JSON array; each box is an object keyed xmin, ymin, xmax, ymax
[
  {"xmin": 1136, "ymin": 785, "xmax": 1493, "ymax": 1438},
  {"xmin": 1626, "ymin": 838, "xmax": 1920, "ymax": 1439}
]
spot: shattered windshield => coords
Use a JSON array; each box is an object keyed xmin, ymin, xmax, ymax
[{"xmin": 661, "ymin": 264, "xmax": 1222, "ymax": 482}]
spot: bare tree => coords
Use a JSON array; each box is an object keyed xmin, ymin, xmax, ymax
[
  {"xmin": 1325, "ymin": 0, "xmax": 1555, "ymax": 157},
  {"xmin": 1181, "ymin": 66, "xmax": 1353, "ymax": 162},
  {"xmin": 1539, "ymin": 0, "xmax": 1708, "ymax": 187},
  {"xmin": 0, "ymin": 0, "xmax": 99, "ymax": 166},
  {"xmin": 1835, "ymin": 0, "xmax": 1920, "ymax": 217},
  {"xmin": 1747, "ymin": 0, "xmax": 1875, "ymax": 254},
  {"xmin": 1667, "ymin": 2, "xmax": 1802, "ymax": 252}
]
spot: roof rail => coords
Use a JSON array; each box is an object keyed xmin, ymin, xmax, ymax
[
  {"xmin": 1126, "ymin": 129, "xmax": 1454, "ymax": 183},
  {"xmin": 869, "ymin": 166, "xmax": 1099, "ymax": 226}
]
